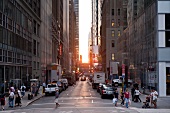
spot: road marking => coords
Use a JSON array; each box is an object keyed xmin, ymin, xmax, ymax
[
  {"xmin": 90, "ymin": 93, "xmax": 91, "ymax": 95},
  {"xmin": 67, "ymin": 94, "xmax": 68, "ymax": 95},
  {"xmin": 92, "ymin": 100, "xmax": 93, "ymax": 103}
]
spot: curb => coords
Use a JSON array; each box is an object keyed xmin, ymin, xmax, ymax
[{"xmin": 25, "ymin": 94, "xmax": 45, "ymax": 107}]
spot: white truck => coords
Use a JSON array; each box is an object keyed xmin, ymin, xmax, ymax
[
  {"xmin": 92, "ymin": 72, "xmax": 105, "ymax": 89},
  {"xmin": 45, "ymin": 83, "xmax": 59, "ymax": 96}
]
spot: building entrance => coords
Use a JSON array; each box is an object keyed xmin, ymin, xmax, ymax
[{"xmin": 166, "ymin": 67, "xmax": 170, "ymax": 95}]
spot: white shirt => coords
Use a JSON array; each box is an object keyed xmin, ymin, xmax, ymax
[
  {"xmin": 21, "ymin": 86, "xmax": 26, "ymax": 92},
  {"xmin": 9, "ymin": 91, "xmax": 14, "ymax": 98},
  {"xmin": 152, "ymin": 91, "xmax": 158, "ymax": 100},
  {"xmin": 135, "ymin": 90, "xmax": 140, "ymax": 95}
]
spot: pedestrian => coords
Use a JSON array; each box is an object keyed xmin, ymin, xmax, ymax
[
  {"xmin": 54, "ymin": 88, "xmax": 60, "ymax": 107},
  {"xmin": 134, "ymin": 88, "xmax": 142, "ymax": 102},
  {"xmin": 150, "ymin": 88, "xmax": 158, "ymax": 108},
  {"xmin": 123, "ymin": 84, "xmax": 126, "ymax": 92},
  {"xmin": 0, "ymin": 93, "xmax": 5, "ymax": 110},
  {"xmin": 20, "ymin": 84, "xmax": 26, "ymax": 98},
  {"xmin": 42, "ymin": 82, "xmax": 46, "ymax": 93},
  {"xmin": 131, "ymin": 87, "xmax": 135, "ymax": 101},
  {"xmin": 120, "ymin": 89, "xmax": 124, "ymax": 106},
  {"xmin": 15, "ymin": 89, "xmax": 22, "ymax": 107},
  {"xmin": 124, "ymin": 89, "xmax": 130, "ymax": 108},
  {"xmin": 113, "ymin": 89, "xmax": 119, "ymax": 107},
  {"xmin": 31, "ymin": 83, "xmax": 36, "ymax": 97},
  {"xmin": 8, "ymin": 89, "xmax": 14, "ymax": 108}
]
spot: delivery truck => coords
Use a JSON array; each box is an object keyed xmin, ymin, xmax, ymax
[{"xmin": 92, "ymin": 72, "xmax": 105, "ymax": 89}]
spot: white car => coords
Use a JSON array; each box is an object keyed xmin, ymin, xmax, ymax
[{"xmin": 45, "ymin": 83, "xmax": 59, "ymax": 96}]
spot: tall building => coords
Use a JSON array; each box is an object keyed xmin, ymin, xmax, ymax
[
  {"xmin": 0, "ymin": 0, "xmax": 41, "ymax": 92},
  {"xmin": 63, "ymin": 0, "xmax": 70, "ymax": 71},
  {"xmin": 101, "ymin": 0, "xmax": 128, "ymax": 78},
  {"xmin": 73, "ymin": 0, "xmax": 79, "ymax": 68},
  {"xmin": 117, "ymin": 0, "xmax": 170, "ymax": 96},
  {"xmin": 69, "ymin": 0, "xmax": 76, "ymax": 73}
]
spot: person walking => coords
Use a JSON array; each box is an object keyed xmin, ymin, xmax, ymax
[
  {"xmin": 20, "ymin": 84, "xmax": 26, "ymax": 98},
  {"xmin": 150, "ymin": 88, "xmax": 158, "ymax": 108},
  {"xmin": 131, "ymin": 87, "xmax": 135, "ymax": 101},
  {"xmin": 31, "ymin": 83, "xmax": 36, "ymax": 97},
  {"xmin": 120, "ymin": 89, "xmax": 124, "ymax": 106},
  {"xmin": 134, "ymin": 88, "xmax": 142, "ymax": 102},
  {"xmin": 8, "ymin": 89, "xmax": 14, "ymax": 108},
  {"xmin": 15, "ymin": 89, "xmax": 21, "ymax": 107},
  {"xmin": 124, "ymin": 89, "xmax": 130, "ymax": 108},
  {"xmin": 54, "ymin": 88, "xmax": 60, "ymax": 107},
  {"xmin": 0, "ymin": 93, "xmax": 5, "ymax": 110},
  {"xmin": 113, "ymin": 89, "xmax": 119, "ymax": 107}
]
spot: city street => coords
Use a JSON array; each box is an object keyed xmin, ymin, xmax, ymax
[{"xmin": 1, "ymin": 80, "xmax": 170, "ymax": 113}]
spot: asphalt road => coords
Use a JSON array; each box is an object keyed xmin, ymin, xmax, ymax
[{"xmin": 2, "ymin": 80, "xmax": 170, "ymax": 113}]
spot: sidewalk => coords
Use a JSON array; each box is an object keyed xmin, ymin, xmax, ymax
[{"xmin": 3, "ymin": 86, "xmax": 44, "ymax": 111}]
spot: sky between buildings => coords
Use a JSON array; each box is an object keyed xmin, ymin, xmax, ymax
[{"xmin": 79, "ymin": 0, "xmax": 91, "ymax": 63}]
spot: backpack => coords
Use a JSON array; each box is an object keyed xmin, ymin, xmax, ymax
[{"xmin": 22, "ymin": 86, "xmax": 25, "ymax": 91}]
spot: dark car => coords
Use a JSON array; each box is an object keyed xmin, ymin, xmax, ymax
[
  {"xmin": 100, "ymin": 84, "xmax": 114, "ymax": 99},
  {"xmin": 97, "ymin": 83, "xmax": 105, "ymax": 93},
  {"xmin": 81, "ymin": 76, "xmax": 86, "ymax": 81}
]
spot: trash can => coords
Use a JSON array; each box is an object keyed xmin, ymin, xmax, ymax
[{"xmin": 28, "ymin": 94, "xmax": 30, "ymax": 100}]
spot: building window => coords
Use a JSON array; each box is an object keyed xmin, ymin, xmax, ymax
[
  {"xmin": 7, "ymin": 18, "xmax": 12, "ymax": 30},
  {"xmin": 16, "ymin": 24, "xmax": 20, "ymax": 34},
  {"xmin": 37, "ymin": 62, "xmax": 39, "ymax": 69},
  {"xmin": 0, "ymin": 12, "xmax": 2, "ymax": 25},
  {"xmin": 0, "ymin": 49, "xmax": 2, "ymax": 61},
  {"xmin": 34, "ymin": 61, "xmax": 36, "ymax": 69},
  {"xmin": 165, "ymin": 14, "xmax": 170, "ymax": 29},
  {"xmin": 118, "ymin": 9, "xmax": 120, "ymax": 15},
  {"xmin": 111, "ymin": 30, "xmax": 115, "ymax": 37},
  {"xmin": 33, "ymin": 20, "xmax": 36, "ymax": 34},
  {"xmin": 0, "ymin": 26, "xmax": 2, "ymax": 43},
  {"xmin": 7, "ymin": 51, "xmax": 12, "ymax": 62},
  {"xmin": 118, "ymin": 19, "xmax": 120, "ymax": 26},
  {"xmin": 112, "ymin": 9, "xmax": 114, "ymax": 15},
  {"xmin": 111, "ymin": 19, "xmax": 114, "ymax": 27},
  {"xmin": 166, "ymin": 31, "xmax": 170, "ymax": 47},
  {"xmin": 112, "ymin": 54, "xmax": 115, "ymax": 60},
  {"xmin": 37, "ymin": 24, "xmax": 40, "ymax": 36},
  {"xmin": 112, "ymin": 40, "xmax": 115, "ymax": 47},
  {"xmin": 118, "ymin": 30, "xmax": 121, "ymax": 37},
  {"xmin": 33, "ymin": 39, "xmax": 36, "ymax": 55}
]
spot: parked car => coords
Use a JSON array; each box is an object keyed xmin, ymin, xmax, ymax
[
  {"xmin": 97, "ymin": 83, "xmax": 105, "ymax": 93},
  {"xmin": 45, "ymin": 83, "xmax": 59, "ymax": 96},
  {"xmin": 112, "ymin": 79, "xmax": 119, "ymax": 87},
  {"xmin": 100, "ymin": 84, "xmax": 114, "ymax": 99},
  {"xmin": 59, "ymin": 78, "xmax": 68, "ymax": 89}
]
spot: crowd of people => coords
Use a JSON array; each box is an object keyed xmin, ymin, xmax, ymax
[
  {"xmin": 112, "ymin": 83, "xmax": 158, "ymax": 109},
  {"xmin": 0, "ymin": 84, "xmax": 26, "ymax": 110}
]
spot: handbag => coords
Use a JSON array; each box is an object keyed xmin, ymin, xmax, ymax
[{"xmin": 112, "ymin": 98, "xmax": 117, "ymax": 104}]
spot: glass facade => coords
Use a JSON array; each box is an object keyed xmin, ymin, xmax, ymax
[{"xmin": 0, "ymin": 0, "xmax": 40, "ymax": 93}]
